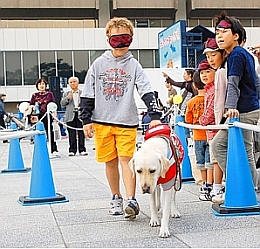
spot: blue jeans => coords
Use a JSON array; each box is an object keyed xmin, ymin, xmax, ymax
[{"xmin": 194, "ymin": 140, "xmax": 211, "ymax": 170}]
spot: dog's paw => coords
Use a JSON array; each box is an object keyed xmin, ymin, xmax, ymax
[
  {"xmin": 159, "ymin": 228, "xmax": 171, "ymax": 238},
  {"xmin": 149, "ymin": 219, "xmax": 160, "ymax": 227},
  {"xmin": 171, "ymin": 211, "xmax": 180, "ymax": 218}
]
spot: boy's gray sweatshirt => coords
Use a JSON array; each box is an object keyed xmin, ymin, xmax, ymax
[{"xmin": 80, "ymin": 50, "xmax": 154, "ymax": 126}]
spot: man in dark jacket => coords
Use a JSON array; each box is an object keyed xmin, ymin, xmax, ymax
[{"xmin": 0, "ymin": 93, "xmax": 8, "ymax": 143}]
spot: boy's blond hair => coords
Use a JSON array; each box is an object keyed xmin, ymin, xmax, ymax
[{"xmin": 105, "ymin": 17, "xmax": 134, "ymax": 38}]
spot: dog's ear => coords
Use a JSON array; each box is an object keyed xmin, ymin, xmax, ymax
[
  {"xmin": 158, "ymin": 154, "xmax": 171, "ymax": 178},
  {"xmin": 128, "ymin": 158, "xmax": 135, "ymax": 178}
]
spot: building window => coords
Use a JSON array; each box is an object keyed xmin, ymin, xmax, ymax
[
  {"xmin": 130, "ymin": 50, "xmax": 138, "ymax": 60},
  {"xmin": 239, "ymin": 19, "xmax": 251, "ymax": 27},
  {"xmin": 83, "ymin": 19, "xmax": 97, "ymax": 28},
  {"xmin": 162, "ymin": 19, "xmax": 174, "ymax": 27},
  {"xmin": 154, "ymin": 50, "xmax": 159, "ymax": 68},
  {"xmin": 150, "ymin": 19, "xmax": 162, "ymax": 27},
  {"xmin": 1, "ymin": 48, "xmax": 160, "ymax": 86},
  {"xmin": 24, "ymin": 20, "xmax": 39, "ymax": 28},
  {"xmin": 57, "ymin": 51, "xmax": 73, "ymax": 79},
  {"xmin": 90, "ymin": 50, "xmax": 105, "ymax": 64},
  {"xmin": 40, "ymin": 51, "xmax": 56, "ymax": 80},
  {"xmin": 7, "ymin": 20, "xmax": 24, "ymax": 28},
  {"xmin": 253, "ymin": 19, "xmax": 260, "ymax": 27},
  {"xmin": 23, "ymin": 51, "xmax": 39, "ymax": 85},
  {"xmin": 187, "ymin": 19, "xmax": 198, "ymax": 27},
  {"xmin": 74, "ymin": 51, "xmax": 89, "ymax": 83},
  {"xmin": 69, "ymin": 20, "xmax": 84, "ymax": 28},
  {"xmin": 5, "ymin": 51, "xmax": 22, "ymax": 86},
  {"xmin": 53, "ymin": 20, "xmax": 69, "ymax": 28},
  {"xmin": 139, "ymin": 50, "xmax": 154, "ymax": 68},
  {"xmin": 130, "ymin": 19, "xmax": 173, "ymax": 28},
  {"xmin": 0, "ymin": 20, "xmax": 8, "ymax": 28},
  {"xmin": 136, "ymin": 19, "xmax": 149, "ymax": 28},
  {"xmin": 38, "ymin": 20, "xmax": 54, "ymax": 28},
  {"xmin": 198, "ymin": 19, "xmax": 213, "ymax": 27}
]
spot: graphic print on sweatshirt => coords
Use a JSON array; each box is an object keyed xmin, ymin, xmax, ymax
[
  {"xmin": 99, "ymin": 68, "xmax": 132, "ymax": 101},
  {"xmin": 193, "ymin": 100, "xmax": 204, "ymax": 124}
]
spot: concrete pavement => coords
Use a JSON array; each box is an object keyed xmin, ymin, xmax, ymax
[{"xmin": 1, "ymin": 131, "xmax": 260, "ymax": 248}]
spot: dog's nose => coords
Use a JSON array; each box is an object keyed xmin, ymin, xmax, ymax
[{"xmin": 142, "ymin": 185, "xmax": 150, "ymax": 194}]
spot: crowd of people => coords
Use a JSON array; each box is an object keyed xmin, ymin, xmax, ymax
[
  {"xmin": 1, "ymin": 12, "xmax": 260, "ymax": 219},
  {"xmin": 182, "ymin": 12, "xmax": 260, "ymax": 204}
]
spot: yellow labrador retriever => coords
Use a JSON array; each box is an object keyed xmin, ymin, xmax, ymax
[{"xmin": 129, "ymin": 124, "xmax": 183, "ymax": 238}]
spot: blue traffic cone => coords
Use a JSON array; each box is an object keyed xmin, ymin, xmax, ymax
[
  {"xmin": 1, "ymin": 122, "xmax": 30, "ymax": 173},
  {"xmin": 212, "ymin": 117, "xmax": 260, "ymax": 216},
  {"xmin": 174, "ymin": 115, "xmax": 194, "ymax": 182},
  {"xmin": 18, "ymin": 121, "xmax": 69, "ymax": 206}
]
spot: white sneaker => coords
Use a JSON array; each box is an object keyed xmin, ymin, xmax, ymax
[
  {"xmin": 68, "ymin": 152, "xmax": 75, "ymax": 156},
  {"xmin": 109, "ymin": 194, "xmax": 123, "ymax": 215},
  {"xmin": 80, "ymin": 151, "xmax": 88, "ymax": 156},
  {"xmin": 211, "ymin": 188, "xmax": 225, "ymax": 204},
  {"xmin": 199, "ymin": 183, "xmax": 208, "ymax": 194},
  {"xmin": 51, "ymin": 151, "xmax": 60, "ymax": 158},
  {"xmin": 124, "ymin": 197, "xmax": 140, "ymax": 219}
]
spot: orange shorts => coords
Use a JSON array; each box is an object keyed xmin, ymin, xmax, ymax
[{"xmin": 93, "ymin": 123, "xmax": 137, "ymax": 163}]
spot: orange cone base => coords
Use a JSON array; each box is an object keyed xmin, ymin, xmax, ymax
[
  {"xmin": 212, "ymin": 203, "xmax": 260, "ymax": 216},
  {"xmin": 1, "ymin": 167, "xmax": 31, "ymax": 174},
  {"xmin": 18, "ymin": 193, "xmax": 69, "ymax": 206}
]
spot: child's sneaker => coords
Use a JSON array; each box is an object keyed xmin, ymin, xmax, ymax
[
  {"xmin": 124, "ymin": 197, "xmax": 140, "ymax": 219},
  {"xmin": 211, "ymin": 187, "xmax": 225, "ymax": 204},
  {"xmin": 199, "ymin": 188, "xmax": 213, "ymax": 201},
  {"xmin": 108, "ymin": 194, "xmax": 123, "ymax": 215},
  {"xmin": 199, "ymin": 182, "xmax": 208, "ymax": 194}
]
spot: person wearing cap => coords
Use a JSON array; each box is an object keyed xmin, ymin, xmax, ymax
[
  {"xmin": 185, "ymin": 71, "xmax": 210, "ymax": 193},
  {"xmin": 0, "ymin": 93, "xmax": 9, "ymax": 143},
  {"xmin": 197, "ymin": 59, "xmax": 216, "ymax": 201},
  {"xmin": 212, "ymin": 12, "xmax": 259, "ymax": 190},
  {"xmin": 200, "ymin": 38, "xmax": 227, "ymax": 203}
]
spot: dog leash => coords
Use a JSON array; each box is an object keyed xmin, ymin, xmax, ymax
[
  {"xmin": 170, "ymin": 139, "xmax": 182, "ymax": 191},
  {"xmin": 159, "ymin": 134, "xmax": 182, "ymax": 191}
]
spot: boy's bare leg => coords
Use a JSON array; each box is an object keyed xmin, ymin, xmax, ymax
[
  {"xmin": 119, "ymin": 156, "xmax": 136, "ymax": 198},
  {"xmin": 214, "ymin": 163, "xmax": 223, "ymax": 185},
  {"xmin": 200, "ymin": 169, "xmax": 207, "ymax": 184},
  {"xmin": 207, "ymin": 168, "xmax": 214, "ymax": 185},
  {"xmin": 105, "ymin": 157, "xmax": 122, "ymax": 197}
]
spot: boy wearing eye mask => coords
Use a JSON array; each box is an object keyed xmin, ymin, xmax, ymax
[{"xmin": 79, "ymin": 17, "xmax": 162, "ymax": 219}]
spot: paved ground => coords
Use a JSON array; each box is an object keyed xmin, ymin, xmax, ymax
[{"xmin": 1, "ymin": 130, "xmax": 260, "ymax": 248}]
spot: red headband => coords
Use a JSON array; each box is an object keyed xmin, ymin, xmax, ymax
[
  {"xmin": 216, "ymin": 20, "xmax": 232, "ymax": 29},
  {"xmin": 203, "ymin": 38, "xmax": 220, "ymax": 54},
  {"xmin": 198, "ymin": 59, "xmax": 211, "ymax": 71}
]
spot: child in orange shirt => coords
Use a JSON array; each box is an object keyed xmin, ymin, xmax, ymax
[{"xmin": 185, "ymin": 71, "xmax": 210, "ymax": 193}]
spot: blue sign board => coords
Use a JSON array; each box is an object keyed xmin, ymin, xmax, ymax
[{"xmin": 158, "ymin": 20, "xmax": 186, "ymax": 68}]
